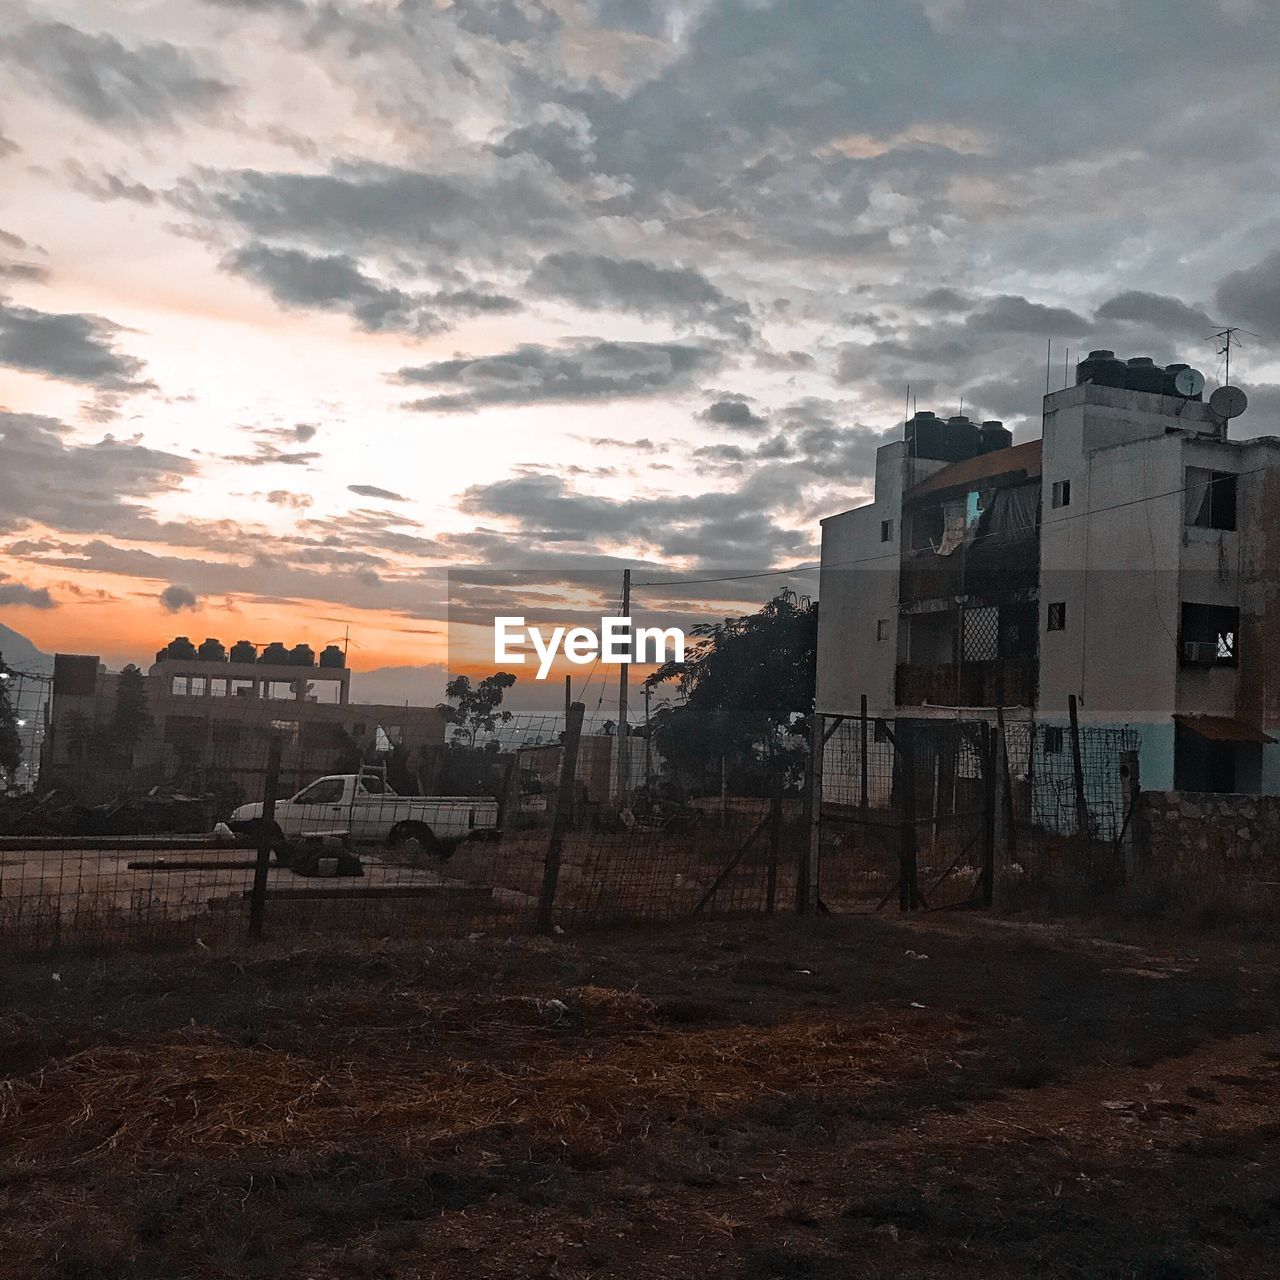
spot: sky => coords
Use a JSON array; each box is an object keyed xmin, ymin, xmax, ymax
[{"xmin": 2, "ymin": 0, "xmax": 1280, "ymax": 707}]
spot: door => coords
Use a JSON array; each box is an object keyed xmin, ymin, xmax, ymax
[
  {"xmin": 284, "ymin": 776, "xmax": 347, "ymax": 835},
  {"xmin": 350, "ymin": 773, "xmax": 392, "ymax": 840}
]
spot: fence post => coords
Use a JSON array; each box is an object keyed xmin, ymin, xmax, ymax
[
  {"xmin": 1119, "ymin": 749, "xmax": 1142, "ymax": 890},
  {"xmin": 538, "ymin": 701, "xmax": 584, "ymax": 933},
  {"xmin": 248, "ymin": 734, "xmax": 282, "ymax": 940},
  {"xmin": 859, "ymin": 693, "xmax": 869, "ymax": 820},
  {"xmin": 981, "ymin": 721, "xmax": 997, "ymax": 907},
  {"xmin": 496, "ymin": 753, "xmax": 519, "ymax": 832},
  {"xmin": 798, "ymin": 712, "xmax": 824, "ymax": 914},
  {"xmin": 1068, "ymin": 694, "xmax": 1091, "ymax": 857},
  {"xmin": 766, "ymin": 777, "xmax": 782, "ymax": 914},
  {"xmin": 897, "ymin": 720, "xmax": 918, "ymax": 911}
]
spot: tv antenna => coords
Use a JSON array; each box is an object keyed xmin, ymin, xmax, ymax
[{"xmin": 1208, "ymin": 325, "xmax": 1258, "ymax": 389}]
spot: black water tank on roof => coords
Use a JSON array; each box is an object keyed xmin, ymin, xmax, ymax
[
  {"xmin": 944, "ymin": 415, "xmax": 980, "ymax": 462},
  {"xmin": 1076, "ymin": 349, "xmax": 1127, "ymax": 388},
  {"xmin": 979, "ymin": 420, "xmax": 1013, "ymax": 453},
  {"xmin": 230, "ymin": 640, "xmax": 257, "ymax": 664},
  {"xmin": 290, "ymin": 643, "xmax": 315, "ymax": 667},
  {"xmin": 259, "ymin": 641, "xmax": 290, "ymax": 665},
  {"xmin": 1125, "ymin": 356, "xmax": 1165, "ymax": 395},
  {"xmin": 906, "ymin": 410, "xmax": 948, "ymax": 460},
  {"xmin": 198, "ymin": 637, "xmax": 227, "ymax": 663},
  {"xmin": 167, "ymin": 635, "xmax": 198, "ymax": 661},
  {"xmin": 1162, "ymin": 362, "xmax": 1201, "ymax": 398},
  {"xmin": 320, "ymin": 644, "xmax": 346, "ymax": 669}
]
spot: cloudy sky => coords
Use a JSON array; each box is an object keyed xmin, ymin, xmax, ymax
[{"xmin": 2, "ymin": 0, "xmax": 1279, "ymax": 701}]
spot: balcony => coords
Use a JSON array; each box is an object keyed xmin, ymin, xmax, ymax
[{"xmin": 896, "ymin": 658, "xmax": 1037, "ymax": 709}]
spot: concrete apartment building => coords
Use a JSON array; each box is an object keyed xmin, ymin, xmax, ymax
[
  {"xmin": 817, "ymin": 352, "xmax": 1280, "ymax": 796},
  {"xmin": 41, "ymin": 638, "xmax": 446, "ymax": 802}
]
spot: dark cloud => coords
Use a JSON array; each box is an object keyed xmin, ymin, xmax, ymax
[
  {"xmin": 198, "ymin": 0, "xmax": 304, "ymax": 10},
  {"xmin": 452, "ymin": 0, "xmax": 561, "ymax": 44},
  {"xmin": 348, "ymin": 484, "xmax": 409, "ymax": 502},
  {"xmin": 527, "ymin": 252, "xmax": 751, "ymax": 337},
  {"xmin": 224, "ymin": 243, "xmax": 447, "ymax": 335},
  {"xmin": 223, "ymin": 243, "xmax": 521, "ymax": 334},
  {"xmin": 398, "ymin": 338, "xmax": 723, "ymax": 412},
  {"xmin": 3, "ymin": 22, "xmax": 231, "ymax": 129},
  {"xmin": 965, "ymin": 295, "xmax": 1091, "ymax": 337},
  {"xmin": 1216, "ymin": 250, "xmax": 1280, "ymax": 338},
  {"xmin": 458, "ymin": 471, "xmax": 812, "ymax": 567},
  {"xmin": 220, "ymin": 422, "xmax": 320, "ymax": 468},
  {"xmin": 0, "ymin": 577, "xmax": 56, "ymax": 609},
  {"xmin": 189, "ymin": 161, "xmax": 572, "ymax": 265},
  {"xmin": 698, "ymin": 397, "xmax": 768, "ymax": 431},
  {"xmin": 0, "ymin": 300, "xmax": 150, "ymax": 391},
  {"xmin": 1095, "ymin": 291, "xmax": 1217, "ymax": 337},
  {"xmin": 65, "ymin": 163, "xmax": 159, "ymax": 205},
  {"xmin": 0, "ymin": 262, "xmax": 50, "ymax": 283},
  {"xmin": 159, "ymin": 583, "xmax": 199, "ymax": 612},
  {"xmin": 0, "ymin": 412, "xmax": 194, "ymax": 538},
  {"xmin": 917, "ymin": 288, "xmax": 974, "ymax": 313}
]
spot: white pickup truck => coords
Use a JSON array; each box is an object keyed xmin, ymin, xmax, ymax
[{"xmin": 228, "ymin": 772, "xmax": 499, "ymax": 857}]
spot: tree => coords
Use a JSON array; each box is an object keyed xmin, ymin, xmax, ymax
[
  {"xmin": 441, "ymin": 672, "xmax": 518, "ymax": 749},
  {"xmin": 645, "ymin": 589, "xmax": 817, "ymax": 795},
  {"xmin": 0, "ymin": 653, "xmax": 21, "ymax": 784},
  {"xmin": 111, "ymin": 664, "xmax": 153, "ymax": 764}
]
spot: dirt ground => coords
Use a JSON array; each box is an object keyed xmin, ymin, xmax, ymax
[{"xmin": 1, "ymin": 914, "xmax": 1278, "ymax": 1279}]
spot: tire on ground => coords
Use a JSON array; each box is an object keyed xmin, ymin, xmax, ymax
[{"xmin": 388, "ymin": 820, "xmax": 448, "ymax": 858}]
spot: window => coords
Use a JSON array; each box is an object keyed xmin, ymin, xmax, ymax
[
  {"xmin": 1043, "ymin": 726, "xmax": 1064, "ymax": 754},
  {"xmin": 1184, "ymin": 468, "xmax": 1237, "ymax": 531},
  {"xmin": 1180, "ymin": 603, "xmax": 1239, "ymax": 667},
  {"xmin": 295, "ymin": 778, "xmax": 345, "ymax": 805},
  {"xmin": 170, "ymin": 676, "xmax": 189, "ymax": 696},
  {"xmin": 880, "ymin": 518, "xmax": 894, "ymax": 543},
  {"xmin": 876, "ymin": 618, "xmax": 890, "ymax": 642},
  {"xmin": 1051, "ymin": 480, "xmax": 1071, "ymax": 509},
  {"xmin": 358, "ymin": 775, "xmax": 387, "ymax": 795},
  {"xmin": 1047, "ymin": 602, "xmax": 1066, "ymax": 632}
]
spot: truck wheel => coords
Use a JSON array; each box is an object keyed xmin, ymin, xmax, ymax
[{"xmin": 389, "ymin": 820, "xmax": 447, "ymax": 859}]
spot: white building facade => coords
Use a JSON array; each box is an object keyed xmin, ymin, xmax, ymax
[{"xmin": 817, "ymin": 355, "xmax": 1280, "ymax": 795}]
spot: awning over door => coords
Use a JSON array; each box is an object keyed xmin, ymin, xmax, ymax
[{"xmin": 1173, "ymin": 714, "xmax": 1276, "ymax": 745}]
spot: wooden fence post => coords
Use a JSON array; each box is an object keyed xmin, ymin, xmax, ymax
[
  {"xmin": 496, "ymin": 753, "xmax": 519, "ymax": 832},
  {"xmin": 537, "ymin": 702, "xmax": 584, "ymax": 933},
  {"xmin": 1119, "ymin": 750, "xmax": 1142, "ymax": 891},
  {"xmin": 1068, "ymin": 694, "xmax": 1091, "ymax": 858},
  {"xmin": 859, "ymin": 693, "xmax": 869, "ymax": 820},
  {"xmin": 248, "ymin": 735, "xmax": 282, "ymax": 940},
  {"xmin": 766, "ymin": 778, "xmax": 782, "ymax": 914},
  {"xmin": 981, "ymin": 721, "xmax": 997, "ymax": 907},
  {"xmin": 897, "ymin": 720, "xmax": 918, "ymax": 912},
  {"xmin": 798, "ymin": 712, "xmax": 824, "ymax": 914}
]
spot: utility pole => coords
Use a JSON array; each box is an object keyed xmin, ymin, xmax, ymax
[
  {"xmin": 616, "ymin": 568, "xmax": 631, "ymax": 805},
  {"xmin": 643, "ymin": 681, "xmax": 652, "ymax": 790}
]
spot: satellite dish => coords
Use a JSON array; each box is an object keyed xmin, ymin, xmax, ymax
[
  {"xmin": 1209, "ymin": 385, "xmax": 1248, "ymax": 419},
  {"xmin": 1174, "ymin": 367, "xmax": 1206, "ymax": 397}
]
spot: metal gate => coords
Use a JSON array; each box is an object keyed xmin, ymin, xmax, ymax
[{"xmin": 808, "ymin": 709, "xmax": 996, "ymax": 913}]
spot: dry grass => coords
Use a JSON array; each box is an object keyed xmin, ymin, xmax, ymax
[{"xmin": 2, "ymin": 915, "xmax": 1279, "ymax": 1279}]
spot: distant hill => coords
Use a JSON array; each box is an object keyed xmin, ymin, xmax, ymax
[{"xmin": 0, "ymin": 622, "xmax": 53, "ymax": 675}]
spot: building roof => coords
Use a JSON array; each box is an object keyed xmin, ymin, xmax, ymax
[
  {"xmin": 1173, "ymin": 714, "xmax": 1277, "ymax": 745},
  {"xmin": 908, "ymin": 439, "xmax": 1042, "ymax": 501}
]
